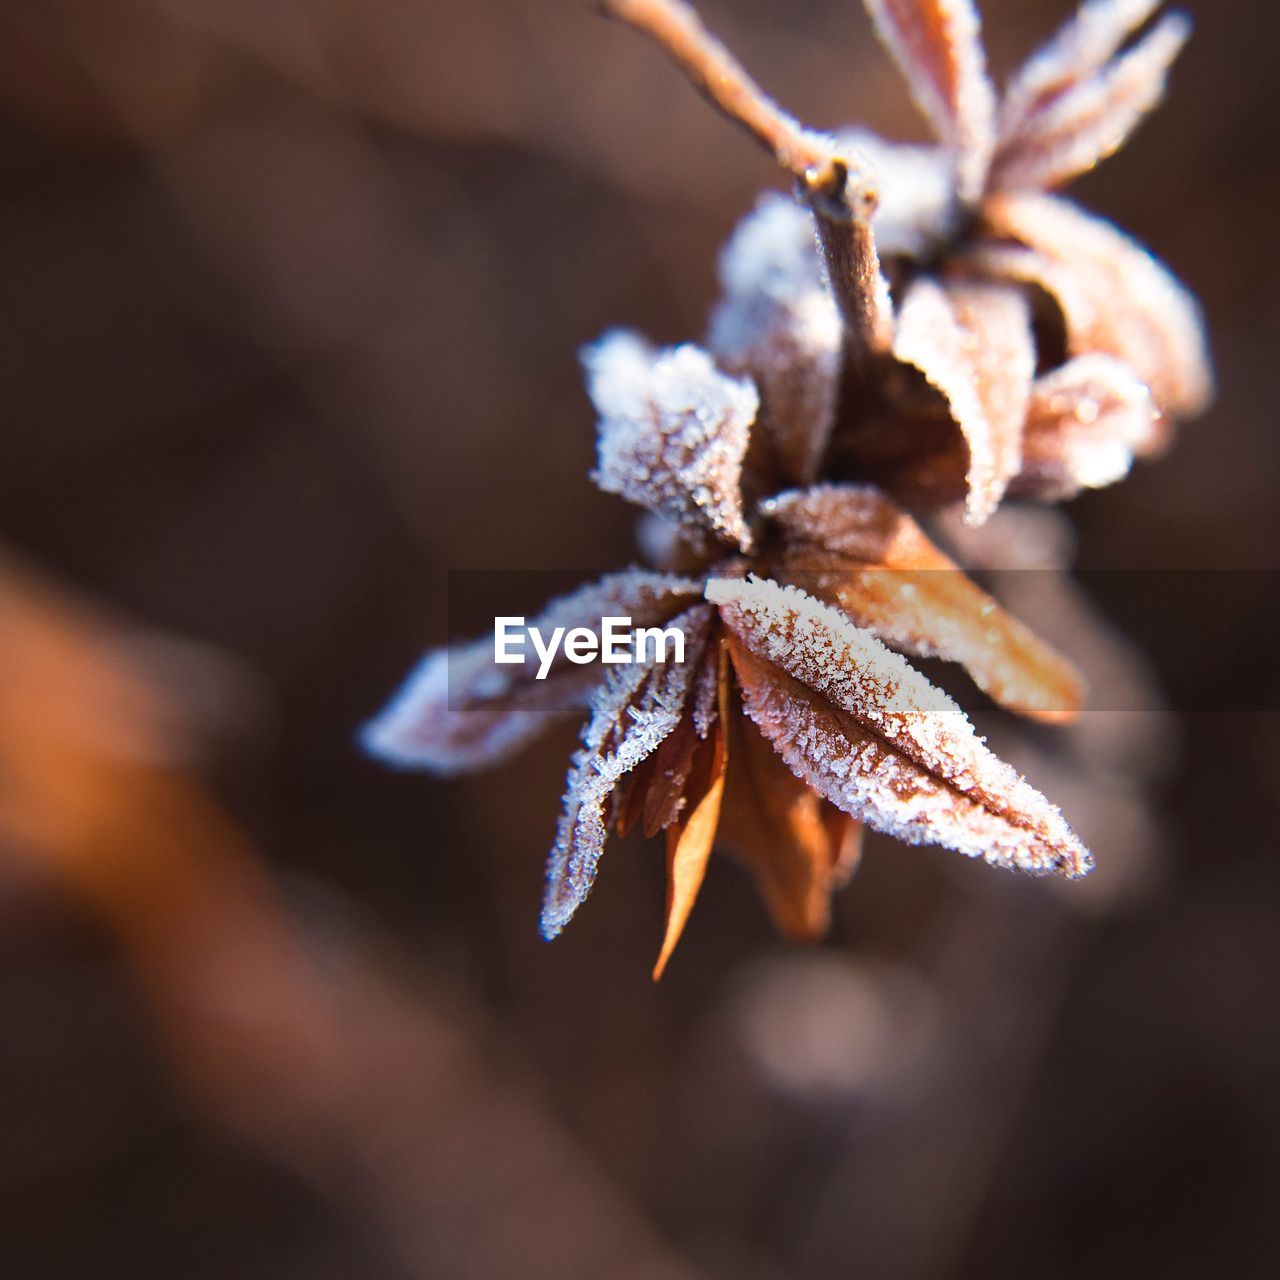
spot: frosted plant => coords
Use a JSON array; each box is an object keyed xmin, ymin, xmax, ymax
[
  {"xmin": 363, "ymin": 0, "xmax": 1211, "ymax": 976},
  {"xmin": 606, "ymin": 0, "xmax": 1211, "ymax": 522}
]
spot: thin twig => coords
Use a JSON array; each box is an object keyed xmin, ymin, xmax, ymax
[
  {"xmin": 600, "ymin": 0, "xmax": 894, "ymax": 361},
  {"xmin": 600, "ymin": 0, "xmax": 841, "ymax": 198}
]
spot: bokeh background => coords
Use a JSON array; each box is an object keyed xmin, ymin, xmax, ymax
[{"xmin": 1, "ymin": 1, "xmax": 1277, "ymax": 1276}]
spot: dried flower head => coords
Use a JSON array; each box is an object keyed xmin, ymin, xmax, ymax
[{"xmin": 363, "ymin": 0, "xmax": 1211, "ymax": 977}]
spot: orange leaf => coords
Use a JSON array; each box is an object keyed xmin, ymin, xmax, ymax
[
  {"xmin": 711, "ymin": 576, "xmax": 1092, "ymax": 877},
  {"xmin": 717, "ymin": 706, "xmax": 858, "ymax": 941},
  {"xmin": 766, "ymin": 484, "xmax": 1084, "ymax": 723},
  {"xmin": 653, "ymin": 652, "xmax": 729, "ymax": 979}
]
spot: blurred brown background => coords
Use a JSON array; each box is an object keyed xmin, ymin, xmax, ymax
[{"xmin": 0, "ymin": 1, "xmax": 1277, "ymax": 1276}]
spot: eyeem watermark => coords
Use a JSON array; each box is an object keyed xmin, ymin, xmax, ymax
[{"xmin": 494, "ymin": 616, "xmax": 685, "ymax": 680}]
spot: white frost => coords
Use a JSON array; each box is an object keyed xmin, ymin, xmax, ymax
[{"xmin": 584, "ymin": 331, "xmax": 758, "ymax": 551}]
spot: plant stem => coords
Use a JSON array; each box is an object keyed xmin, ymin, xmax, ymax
[{"xmin": 600, "ymin": 0, "xmax": 893, "ymax": 362}]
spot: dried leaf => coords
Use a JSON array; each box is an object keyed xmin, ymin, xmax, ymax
[
  {"xmin": 691, "ymin": 638, "xmax": 724, "ymax": 739},
  {"xmin": 892, "ymin": 280, "xmax": 1034, "ymax": 525},
  {"xmin": 619, "ymin": 638, "xmax": 724, "ymax": 839},
  {"xmin": 823, "ymin": 804, "xmax": 866, "ymax": 888},
  {"xmin": 541, "ymin": 604, "xmax": 714, "ymax": 939},
  {"xmin": 717, "ymin": 705, "xmax": 859, "ymax": 939},
  {"xmin": 360, "ymin": 646, "xmax": 569, "ymax": 778},
  {"xmin": 652, "ymin": 656, "xmax": 729, "ymax": 979},
  {"xmin": 864, "ymin": 0, "xmax": 997, "ymax": 201},
  {"xmin": 980, "ymin": 192, "xmax": 1212, "ymax": 416},
  {"xmin": 584, "ymin": 331, "xmax": 758, "ymax": 550},
  {"xmin": 763, "ymin": 482, "xmax": 953, "ymax": 569},
  {"xmin": 640, "ymin": 714, "xmax": 702, "ymax": 837},
  {"xmin": 653, "ymin": 745, "xmax": 725, "ymax": 979},
  {"xmin": 709, "ymin": 195, "xmax": 843, "ymax": 486},
  {"xmin": 361, "ymin": 571, "xmax": 702, "ymax": 774},
  {"xmin": 998, "ymin": 0, "xmax": 1162, "ymax": 139},
  {"xmin": 1013, "ymin": 354, "xmax": 1160, "ymax": 499},
  {"xmin": 764, "ymin": 484, "xmax": 1084, "ymax": 721},
  {"xmin": 991, "ymin": 12, "xmax": 1189, "ymax": 192},
  {"xmin": 709, "ymin": 575, "xmax": 1092, "ymax": 875}
]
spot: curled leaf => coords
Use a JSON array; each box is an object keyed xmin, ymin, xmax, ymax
[
  {"xmin": 585, "ymin": 331, "xmax": 758, "ymax": 550},
  {"xmin": 709, "ymin": 575, "xmax": 1092, "ymax": 876},
  {"xmin": 1013, "ymin": 354, "xmax": 1161, "ymax": 499},
  {"xmin": 892, "ymin": 280, "xmax": 1034, "ymax": 525},
  {"xmin": 864, "ymin": 0, "xmax": 997, "ymax": 201},
  {"xmin": 980, "ymin": 192, "xmax": 1212, "ymax": 416},
  {"xmin": 991, "ymin": 11, "xmax": 1190, "ymax": 192},
  {"xmin": 362, "ymin": 571, "xmax": 701, "ymax": 774},
  {"xmin": 764, "ymin": 484, "xmax": 1084, "ymax": 721}
]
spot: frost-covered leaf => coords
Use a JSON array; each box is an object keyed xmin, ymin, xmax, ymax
[
  {"xmin": 763, "ymin": 484, "xmax": 1084, "ymax": 722},
  {"xmin": 717, "ymin": 705, "xmax": 863, "ymax": 939},
  {"xmin": 709, "ymin": 575, "xmax": 1092, "ymax": 875},
  {"xmin": 361, "ymin": 571, "xmax": 701, "ymax": 774},
  {"xmin": 360, "ymin": 646, "xmax": 571, "ymax": 777},
  {"xmin": 709, "ymin": 195, "xmax": 843, "ymax": 486},
  {"xmin": 585, "ymin": 331, "xmax": 758, "ymax": 551},
  {"xmin": 541, "ymin": 604, "xmax": 714, "ymax": 939},
  {"xmin": 864, "ymin": 0, "xmax": 997, "ymax": 201},
  {"xmin": 979, "ymin": 193, "xmax": 1212, "ymax": 416},
  {"xmin": 691, "ymin": 637, "xmax": 724, "ymax": 740},
  {"xmin": 617, "ymin": 627, "xmax": 726, "ymax": 840},
  {"xmin": 991, "ymin": 11, "xmax": 1189, "ymax": 192},
  {"xmin": 998, "ymin": 0, "xmax": 1162, "ymax": 139},
  {"xmin": 1013, "ymin": 354, "xmax": 1160, "ymax": 499},
  {"xmin": 892, "ymin": 280, "xmax": 1034, "ymax": 525},
  {"xmin": 763, "ymin": 483, "xmax": 953, "ymax": 569}
]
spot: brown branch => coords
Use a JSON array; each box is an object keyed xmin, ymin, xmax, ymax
[
  {"xmin": 600, "ymin": 0, "xmax": 894, "ymax": 362},
  {"xmin": 600, "ymin": 0, "xmax": 837, "ymax": 190}
]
